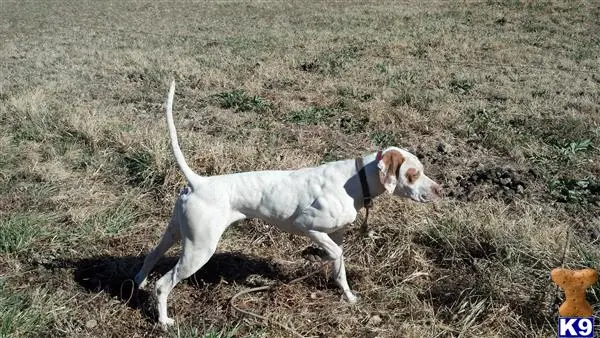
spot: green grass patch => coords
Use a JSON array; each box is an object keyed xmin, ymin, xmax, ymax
[
  {"xmin": 121, "ymin": 148, "xmax": 165, "ymax": 188},
  {"xmin": 449, "ymin": 76, "xmax": 475, "ymax": 95},
  {"xmin": 371, "ymin": 131, "xmax": 394, "ymax": 147},
  {"xmin": 84, "ymin": 201, "xmax": 139, "ymax": 235},
  {"xmin": 123, "ymin": 150, "xmax": 156, "ymax": 185},
  {"xmin": 339, "ymin": 115, "xmax": 368, "ymax": 134},
  {"xmin": 215, "ymin": 90, "xmax": 270, "ymax": 113},
  {"xmin": 0, "ymin": 214, "xmax": 49, "ymax": 255},
  {"xmin": 0, "ymin": 282, "xmax": 57, "ymax": 337},
  {"xmin": 559, "ymin": 139, "xmax": 593, "ymax": 155},
  {"xmin": 285, "ymin": 106, "xmax": 335, "ymax": 125},
  {"xmin": 548, "ymin": 177, "xmax": 600, "ymax": 205}
]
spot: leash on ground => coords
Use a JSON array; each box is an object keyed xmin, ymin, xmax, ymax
[
  {"xmin": 120, "ymin": 279, "xmax": 135, "ymax": 305},
  {"xmin": 230, "ymin": 261, "xmax": 332, "ymax": 338}
]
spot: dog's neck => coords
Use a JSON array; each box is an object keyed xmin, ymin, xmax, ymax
[
  {"xmin": 345, "ymin": 152, "xmax": 387, "ymax": 209},
  {"xmin": 361, "ymin": 152, "xmax": 387, "ymax": 199}
]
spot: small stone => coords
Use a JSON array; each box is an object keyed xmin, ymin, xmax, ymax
[
  {"xmin": 368, "ymin": 315, "xmax": 383, "ymax": 326},
  {"xmin": 86, "ymin": 319, "xmax": 97, "ymax": 329}
]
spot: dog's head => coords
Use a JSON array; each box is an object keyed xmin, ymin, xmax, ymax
[{"xmin": 377, "ymin": 147, "xmax": 442, "ymax": 202}]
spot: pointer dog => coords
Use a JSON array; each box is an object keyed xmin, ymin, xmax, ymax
[{"xmin": 134, "ymin": 81, "xmax": 442, "ymax": 329}]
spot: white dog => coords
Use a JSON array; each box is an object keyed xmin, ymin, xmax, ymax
[{"xmin": 134, "ymin": 81, "xmax": 442, "ymax": 329}]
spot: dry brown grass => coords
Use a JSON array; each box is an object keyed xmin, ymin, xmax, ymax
[{"xmin": 1, "ymin": 1, "xmax": 599, "ymax": 337}]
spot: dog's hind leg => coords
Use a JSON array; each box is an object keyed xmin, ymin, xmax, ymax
[
  {"xmin": 134, "ymin": 215, "xmax": 181, "ymax": 289},
  {"xmin": 154, "ymin": 214, "xmax": 228, "ymax": 330}
]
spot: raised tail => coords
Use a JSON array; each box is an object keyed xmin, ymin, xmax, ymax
[{"xmin": 164, "ymin": 80, "xmax": 201, "ymax": 188}]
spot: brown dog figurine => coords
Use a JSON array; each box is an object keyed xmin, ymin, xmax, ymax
[{"xmin": 551, "ymin": 267, "xmax": 598, "ymax": 317}]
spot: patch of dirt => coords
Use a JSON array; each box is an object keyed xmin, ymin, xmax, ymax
[
  {"xmin": 412, "ymin": 142, "xmax": 533, "ymax": 203},
  {"xmin": 448, "ymin": 166, "xmax": 530, "ymax": 202}
]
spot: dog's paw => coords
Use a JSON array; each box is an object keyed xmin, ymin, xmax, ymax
[
  {"xmin": 159, "ymin": 317, "xmax": 175, "ymax": 331},
  {"xmin": 343, "ymin": 291, "xmax": 358, "ymax": 304}
]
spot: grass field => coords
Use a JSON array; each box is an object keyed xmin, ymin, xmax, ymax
[{"xmin": 1, "ymin": 0, "xmax": 599, "ymax": 337}]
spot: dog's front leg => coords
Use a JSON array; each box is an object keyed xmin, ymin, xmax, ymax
[{"xmin": 307, "ymin": 230, "xmax": 357, "ymax": 303}]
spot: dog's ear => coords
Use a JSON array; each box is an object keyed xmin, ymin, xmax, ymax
[{"xmin": 377, "ymin": 150, "xmax": 404, "ymax": 194}]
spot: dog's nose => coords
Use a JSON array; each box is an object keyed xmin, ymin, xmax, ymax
[{"xmin": 431, "ymin": 183, "xmax": 442, "ymax": 197}]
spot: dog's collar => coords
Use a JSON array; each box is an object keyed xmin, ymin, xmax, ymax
[{"xmin": 355, "ymin": 150, "xmax": 383, "ymax": 209}]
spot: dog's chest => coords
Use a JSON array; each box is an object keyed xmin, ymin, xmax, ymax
[
  {"xmin": 255, "ymin": 185, "xmax": 357, "ymax": 233},
  {"xmin": 288, "ymin": 191, "xmax": 358, "ymax": 232}
]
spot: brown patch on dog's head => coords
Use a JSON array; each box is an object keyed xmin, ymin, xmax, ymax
[
  {"xmin": 405, "ymin": 167, "xmax": 420, "ymax": 184},
  {"xmin": 378, "ymin": 150, "xmax": 405, "ymax": 194}
]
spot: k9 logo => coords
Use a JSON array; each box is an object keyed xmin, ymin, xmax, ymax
[{"xmin": 558, "ymin": 318, "xmax": 595, "ymax": 338}]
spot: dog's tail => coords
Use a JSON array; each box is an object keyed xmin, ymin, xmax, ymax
[{"xmin": 165, "ymin": 80, "xmax": 202, "ymax": 189}]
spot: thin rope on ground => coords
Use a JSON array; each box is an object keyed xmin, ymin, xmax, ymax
[
  {"xmin": 230, "ymin": 261, "xmax": 332, "ymax": 338},
  {"xmin": 120, "ymin": 279, "xmax": 135, "ymax": 305}
]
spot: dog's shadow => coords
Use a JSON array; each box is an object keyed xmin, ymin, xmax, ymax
[{"xmin": 48, "ymin": 252, "xmax": 295, "ymax": 318}]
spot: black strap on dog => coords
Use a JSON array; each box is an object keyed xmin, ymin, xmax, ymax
[{"xmin": 355, "ymin": 151, "xmax": 382, "ymax": 235}]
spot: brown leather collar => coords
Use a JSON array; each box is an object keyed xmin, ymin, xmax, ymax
[{"xmin": 355, "ymin": 151, "xmax": 383, "ymax": 209}]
